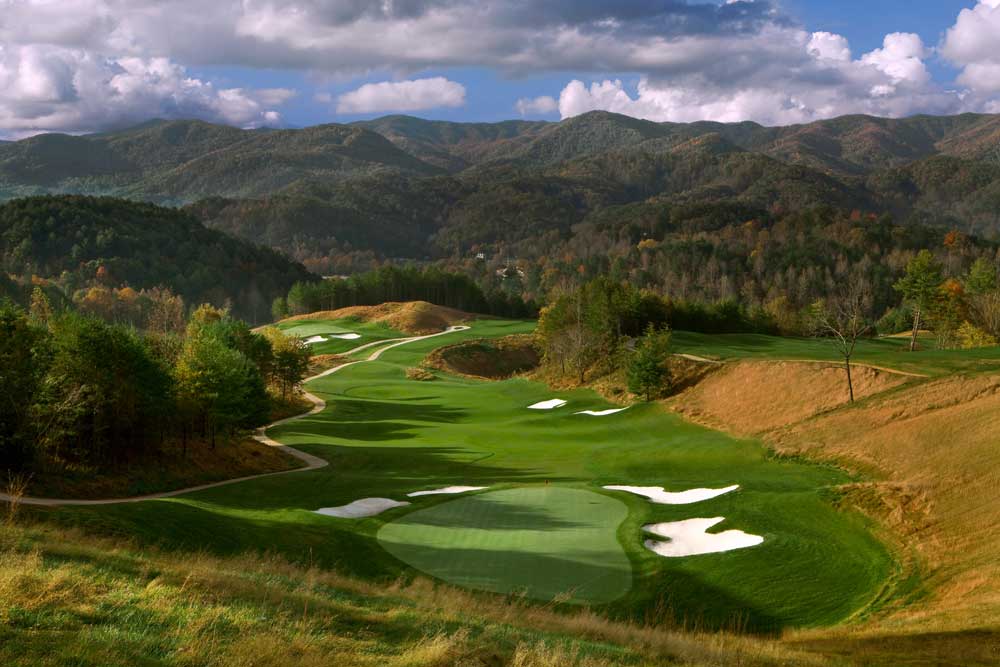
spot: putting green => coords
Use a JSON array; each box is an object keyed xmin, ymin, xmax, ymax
[{"xmin": 377, "ymin": 487, "xmax": 632, "ymax": 603}]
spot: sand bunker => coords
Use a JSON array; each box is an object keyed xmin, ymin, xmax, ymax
[
  {"xmin": 407, "ymin": 486, "xmax": 488, "ymax": 497},
  {"xmin": 304, "ymin": 333, "xmax": 361, "ymax": 345},
  {"xmin": 529, "ymin": 399, "xmax": 567, "ymax": 410},
  {"xmin": 603, "ymin": 484, "xmax": 739, "ymax": 505},
  {"xmin": 575, "ymin": 408, "xmax": 629, "ymax": 416},
  {"xmin": 643, "ymin": 517, "xmax": 763, "ymax": 557},
  {"xmin": 315, "ymin": 498, "xmax": 409, "ymax": 518}
]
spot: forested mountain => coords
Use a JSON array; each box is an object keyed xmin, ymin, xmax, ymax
[
  {"xmin": 0, "ymin": 196, "xmax": 312, "ymax": 321},
  {"xmin": 0, "ymin": 121, "xmax": 442, "ymax": 203},
  {"xmin": 3, "ymin": 112, "xmax": 1000, "ymax": 302}
]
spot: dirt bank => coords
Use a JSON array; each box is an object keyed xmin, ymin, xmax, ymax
[{"xmin": 424, "ymin": 334, "xmax": 540, "ymax": 379}]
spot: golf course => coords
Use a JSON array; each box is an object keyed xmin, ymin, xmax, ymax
[{"xmin": 37, "ymin": 315, "xmax": 900, "ymax": 632}]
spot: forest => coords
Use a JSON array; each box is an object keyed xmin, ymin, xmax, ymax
[
  {"xmin": 276, "ymin": 265, "xmax": 538, "ymax": 320},
  {"xmin": 0, "ymin": 195, "xmax": 312, "ymax": 323},
  {"xmin": 0, "ymin": 295, "xmax": 310, "ymax": 477}
]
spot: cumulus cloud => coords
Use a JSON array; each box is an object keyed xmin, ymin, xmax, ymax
[
  {"xmin": 941, "ymin": 0, "xmax": 1000, "ymax": 98},
  {"xmin": 552, "ymin": 28, "xmax": 967, "ymax": 126},
  {"xmin": 0, "ymin": 44, "xmax": 290, "ymax": 137},
  {"xmin": 515, "ymin": 95, "xmax": 558, "ymax": 116},
  {"xmin": 0, "ymin": 0, "xmax": 998, "ymax": 134},
  {"xmin": 336, "ymin": 77, "xmax": 465, "ymax": 114}
]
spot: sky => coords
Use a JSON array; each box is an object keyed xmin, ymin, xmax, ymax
[{"xmin": 0, "ymin": 1, "xmax": 998, "ymax": 138}]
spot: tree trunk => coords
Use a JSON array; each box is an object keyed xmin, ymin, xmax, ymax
[
  {"xmin": 845, "ymin": 356, "xmax": 855, "ymax": 403},
  {"xmin": 910, "ymin": 307, "xmax": 922, "ymax": 352}
]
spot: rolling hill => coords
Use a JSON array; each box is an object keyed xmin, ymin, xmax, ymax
[
  {"xmin": 0, "ymin": 195, "xmax": 313, "ymax": 320},
  {"xmin": 2, "ymin": 111, "xmax": 1000, "ymax": 272}
]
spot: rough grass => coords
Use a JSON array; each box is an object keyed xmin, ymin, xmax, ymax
[
  {"xmin": 280, "ymin": 301, "xmax": 472, "ymax": 336},
  {"xmin": 672, "ymin": 360, "xmax": 908, "ymax": 436},
  {"xmin": 0, "ymin": 522, "xmax": 833, "ymax": 667},
  {"xmin": 664, "ymin": 357, "xmax": 1000, "ymax": 647}
]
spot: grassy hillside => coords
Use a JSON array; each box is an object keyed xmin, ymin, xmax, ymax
[
  {"xmin": 6, "ymin": 315, "xmax": 999, "ymax": 665},
  {"xmin": 668, "ymin": 352, "xmax": 1000, "ymax": 661},
  {"xmin": 35, "ymin": 318, "xmax": 892, "ymax": 634},
  {"xmin": 1, "ymin": 521, "xmax": 844, "ymax": 667}
]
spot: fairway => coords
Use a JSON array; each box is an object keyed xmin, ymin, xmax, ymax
[
  {"xmin": 277, "ymin": 317, "xmax": 406, "ymax": 355},
  {"xmin": 45, "ymin": 318, "xmax": 893, "ymax": 631},
  {"xmin": 378, "ymin": 486, "xmax": 632, "ymax": 603}
]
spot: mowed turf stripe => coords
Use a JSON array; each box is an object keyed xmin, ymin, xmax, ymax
[{"xmin": 378, "ymin": 487, "xmax": 632, "ymax": 603}]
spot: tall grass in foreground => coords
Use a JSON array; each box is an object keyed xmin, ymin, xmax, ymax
[{"xmin": 0, "ymin": 521, "xmax": 823, "ymax": 667}]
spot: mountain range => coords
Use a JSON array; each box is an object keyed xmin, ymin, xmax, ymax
[{"xmin": 2, "ymin": 111, "xmax": 1000, "ymax": 266}]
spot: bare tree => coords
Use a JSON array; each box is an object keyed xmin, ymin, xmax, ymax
[{"xmin": 810, "ymin": 280, "xmax": 874, "ymax": 403}]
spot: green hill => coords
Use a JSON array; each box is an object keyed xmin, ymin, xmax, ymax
[{"xmin": 0, "ymin": 195, "xmax": 313, "ymax": 320}]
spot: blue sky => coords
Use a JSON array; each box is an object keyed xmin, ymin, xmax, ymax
[{"xmin": 1, "ymin": 1, "xmax": 998, "ymax": 137}]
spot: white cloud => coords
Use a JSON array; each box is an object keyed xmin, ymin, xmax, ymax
[
  {"xmin": 515, "ymin": 95, "xmax": 558, "ymax": 116},
  {"xmin": 553, "ymin": 29, "xmax": 962, "ymax": 126},
  {"xmin": 808, "ymin": 32, "xmax": 852, "ymax": 62},
  {"xmin": 336, "ymin": 77, "xmax": 465, "ymax": 114},
  {"xmin": 0, "ymin": 44, "xmax": 291, "ymax": 137},
  {"xmin": 941, "ymin": 1, "xmax": 1000, "ymax": 100},
  {"xmin": 0, "ymin": 1, "xmax": 998, "ymax": 135}
]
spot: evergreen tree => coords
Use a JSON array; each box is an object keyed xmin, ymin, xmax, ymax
[{"xmin": 627, "ymin": 325, "xmax": 672, "ymax": 402}]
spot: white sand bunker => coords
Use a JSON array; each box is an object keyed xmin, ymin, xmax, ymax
[
  {"xmin": 643, "ymin": 517, "xmax": 764, "ymax": 557},
  {"xmin": 315, "ymin": 498, "xmax": 409, "ymax": 518},
  {"xmin": 603, "ymin": 484, "xmax": 739, "ymax": 505},
  {"xmin": 304, "ymin": 333, "xmax": 361, "ymax": 344},
  {"xmin": 528, "ymin": 399, "xmax": 567, "ymax": 410},
  {"xmin": 575, "ymin": 408, "xmax": 629, "ymax": 416},
  {"xmin": 407, "ymin": 486, "xmax": 488, "ymax": 497}
]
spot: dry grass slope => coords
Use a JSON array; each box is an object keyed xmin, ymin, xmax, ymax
[
  {"xmin": 669, "ymin": 359, "xmax": 1000, "ymax": 664},
  {"xmin": 672, "ymin": 360, "xmax": 908, "ymax": 436},
  {"xmin": 281, "ymin": 301, "xmax": 472, "ymax": 335}
]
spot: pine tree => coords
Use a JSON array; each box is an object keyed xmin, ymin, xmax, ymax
[{"xmin": 627, "ymin": 325, "xmax": 672, "ymax": 402}]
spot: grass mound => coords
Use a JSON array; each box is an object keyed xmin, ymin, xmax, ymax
[
  {"xmin": 281, "ymin": 301, "xmax": 471, "ymax": 335},
  {"xmin": 672, "ymin": 360, "xmax": 907, "ymax": 436},
  {"xmin": 377, "ymin": 486, "xmax": 632, "ymax": 603},
  {"xmin": 425, "ymin": 334, "xmax": 540, "ymax": 379}
]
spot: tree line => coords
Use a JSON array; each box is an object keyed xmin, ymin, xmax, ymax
[
  {"xmin": 0, "ymin": 295, "xmax": 310, "ymax": 473},
  {"xmin": 273, "ymin": 265, "xmax": 537, "ymax": 321},
  {"xmin": 536, "ymin": 249, "xmax": 1000, "ymax": 404}
]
